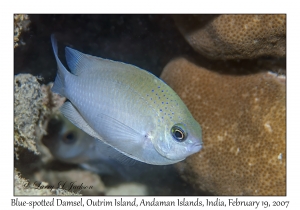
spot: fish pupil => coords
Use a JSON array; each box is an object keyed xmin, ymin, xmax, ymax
[
  {"xmin": 171, "ymin": 125, "xmax": 187, "ymax": 142},
  {"xmin": 63, "ymin": 131, "xmax": 77, "ymax": 144},
  {"xmin": 175, "ymin": 130, "xmax": 183, "ymax": 139}
]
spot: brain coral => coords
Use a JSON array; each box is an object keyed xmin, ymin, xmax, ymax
[
  {"xmin": 160, "ymin": 58, "xmax": 286, "ymax": 195},
  {"xmin": 173, "ymin": 14, "xmax": 286, "ymax": 59}
]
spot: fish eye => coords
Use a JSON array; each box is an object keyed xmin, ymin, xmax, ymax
[
  {"xmin": 171, "ymin": 124, "xmax": 187, "ymax": 142},
  {"xmin": 63, "ymin": 131, "xmax": 77, "ymax": 144}
]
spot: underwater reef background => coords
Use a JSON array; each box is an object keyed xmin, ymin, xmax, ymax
[
  {"xmin": 14, "ymin": 14, "xmax": 198, "ymax": 84},
  {"xmin": 14, "ymin": 14, "xmax": 286, "ymax": 195}
]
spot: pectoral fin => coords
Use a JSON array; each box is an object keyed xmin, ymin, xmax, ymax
[
  {"xmin": 92, "ymin": 113, "xmax": 176, "ymax": 165},
  {"xmin": 60, "ymin": 101, "xmax": 102, "ymax": 140}
]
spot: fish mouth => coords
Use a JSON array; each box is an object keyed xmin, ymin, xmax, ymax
[{"xmin": 189, "ymin": 142, "xmax": 203, "ymax": 154}]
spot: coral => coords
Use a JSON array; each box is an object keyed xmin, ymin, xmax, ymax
[
  {"xmin": 40, "ymin": 83, "xmax": 66, "ymax": 114},
  {"xmin": 173, "ymin": 14, "xmax": 286, "ymax": 59},
  {"xmin": 35, "ymin": 84, "xmax": 66, "ymax": 164},
  {"xmin": 160, "ymin": 58, "xmax": 286, "ymax": 195},
  {"xmin": 14, "ymin": 76, "xmax": 85, "ymax": 195},
  {"xmin": 14, "ymin": 14, "xmax": 30, "ymax": 48},
  {"xmin": 14, "ymin": 74, "xmax": 45, "ymax": 157},
  {"xmin": 14, "ymin": 76, "xmax": 64, "ymax": 158}
]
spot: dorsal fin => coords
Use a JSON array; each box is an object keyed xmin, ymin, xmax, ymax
[
  {"xmin": 65, "ymin": 47, "xmax": 90, "ymax": 75},
  {"xmin": 51, "ymin": 34, "xmax": 72, "ymax": 96}
]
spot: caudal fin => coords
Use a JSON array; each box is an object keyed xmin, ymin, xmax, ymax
[{"xmin": 51, "ymin": 34, "xmax": 71, "ymax": 97}]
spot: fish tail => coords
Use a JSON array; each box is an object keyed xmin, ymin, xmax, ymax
[{"xmin": 51, "ymin": 34, "xmax": 71, "ymax": 97}]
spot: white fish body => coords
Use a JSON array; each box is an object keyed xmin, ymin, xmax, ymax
[{"xmin": 51, "ymin": 35, "xmax": 203, "ymax": 165}]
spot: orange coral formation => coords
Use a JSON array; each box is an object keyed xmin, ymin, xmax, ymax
[
  {"xmin": 161, "ymin": 58, "xmax": 286, "ymax": 195},
  {"xmin": 173, "ymin": 14, "xmax": 286, "ymax": 59}
]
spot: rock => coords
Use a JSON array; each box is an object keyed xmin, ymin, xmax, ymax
[
  {"xmin": 160, "ymin": 58, "xmax": 286, "ymax": 195},
  {"xmin": 173, "ymin": 15, "xmax": 286, "ymax": 59}
]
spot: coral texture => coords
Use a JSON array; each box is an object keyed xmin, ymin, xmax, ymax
[
  {"xmin": 14, "ymin": 14, "xmax": 30, "ymax": 48},
  {"xmin": 173, "ymin": 14, "xmax": 286, "ymax": 59},
  {"xmin": 14, "ymin": 77, "xmax": 64, "ymax": 160},
  {"xmin": 14, "ymin": 75, "xmax": 88, "ymax": 195},
  {"xmin": 14, "ymin": 74, "xmax": 44, "ymax": 157},
  {"xmin": 160, "ymin": 58, "xmax": 286, "ymax": 195}
]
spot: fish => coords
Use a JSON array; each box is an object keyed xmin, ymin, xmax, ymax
[
  {"xmin": 42, "ymin": 114, "xmax": 141, "ymax": 177},
  {"xmin": 50, "ymin": 35, "xmax": 203, "ymax": 165}
]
